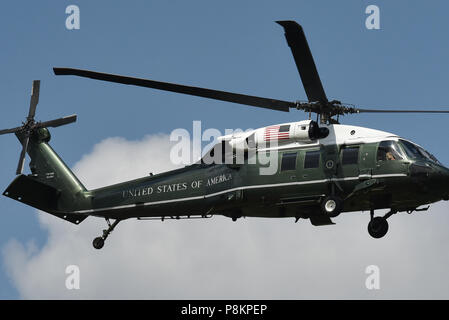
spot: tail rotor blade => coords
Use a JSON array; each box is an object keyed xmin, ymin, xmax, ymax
[
  {"xmin": 0, "ymin": 126, "xmax": 22, "ymax": 135},
  {"xmin": 28, "ymin": 80, "xmax": 40, "ymax": 120},
  {"xmin": 37, "ymin": 114, "xmax": 77, "ymax": 128},
  {"xmin": 16, "ymin": 135, "xmax": 30, "ymax": 175},
  {"xmin": 0, "ymin": 79, "xmax": 78, "ymax": 176}
]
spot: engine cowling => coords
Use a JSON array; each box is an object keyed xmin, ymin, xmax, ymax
[
  {"xmin": 292, "ymin": 120, "xmax": 329, "ymax": 141},
  {"xmin": 217, "ymin": 120, "xmax": 329, "ymax": 153}
]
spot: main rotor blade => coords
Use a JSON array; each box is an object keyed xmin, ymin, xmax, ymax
[
  {"xmin": 276, "ymin": 21, "xmax": 328, "ymax": 104},
  {"xmin": 53, "ymin": 67, "xmax": 295, "ymax": 112},
  {"xmin": 0, "ymin": 126, "xmax": 22, "ymax": 135},
  {"xmin": 356, "ymin": 108, "xmax": 449, "ymax": 114},
  {"xmin": 37, "ymin": 114, "xmax": 77, "ymax": 128},
  {"xmin": 16, "ymin": 135, "xmax": 29, "ymax": 175},
  {"xmin": 28, "ymin": 80, "xmax": 40, "ymax": 120}
]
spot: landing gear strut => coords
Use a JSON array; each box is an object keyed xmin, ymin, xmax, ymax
[
  {"xmin": 367, "ymin": 209, "xmax": 396, "ymax": 239},
  {"xmin": 93, "ymin": 218, "xmax": 121, "ymax": 249}
]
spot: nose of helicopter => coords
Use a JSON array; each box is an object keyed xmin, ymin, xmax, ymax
[
  {"xmin": 410, "ymin": 162, "xmax": 449, "ymax": 200},
  {"xmin": 430, "ymin": 164, "xmax": 449, "ymax": 200}
]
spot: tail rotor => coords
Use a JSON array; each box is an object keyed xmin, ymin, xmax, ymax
[{"xmin": 0, "ymin": 80, "xmax": 77, "ymax": 175}]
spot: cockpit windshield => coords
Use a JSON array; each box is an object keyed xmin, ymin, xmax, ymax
[
  {"xmin": 377, "ymin": 140, "xmax": 404, "ymax": 161},
  {"xmin": 399, "ymin": 139, "xmax": 440, "ymax": 164}
]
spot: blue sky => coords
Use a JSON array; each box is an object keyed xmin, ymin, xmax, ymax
[{"xmin": 2, "ymin": 1, "xmax": 449, "ymax": 299}]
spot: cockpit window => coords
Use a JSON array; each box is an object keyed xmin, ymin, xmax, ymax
[
  {"xmin": 377, "ymin": 141, "xmax": 404, "ymax": 161},
  {"xmin": 399, "ymin": 139, "xmax": 440, "ymax": 164}
]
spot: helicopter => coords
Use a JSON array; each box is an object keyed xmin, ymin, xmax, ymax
[{"xmin": 2, "ymin": 20, "xmax": 449, "ymax": 250}]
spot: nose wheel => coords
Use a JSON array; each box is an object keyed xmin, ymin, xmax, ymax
[
  {"xmin": 368, "ymin": 217, "xmax": 389, "ymax": 238},
  {"xmin": 367, "ymin": 209, "xmax": 396, "ymax": 239},
  {"xmin": 93, "ymin": 218, "xmax": 121, "ymax": 250}
]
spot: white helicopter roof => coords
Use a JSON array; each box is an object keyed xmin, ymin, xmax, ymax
[
  {"xmin": 321, "ymin": 123, "xmax": 398, "ymax": 146},
  {"xmin": 218, "ymin": 120, "xmax": 399, "ymax": 153}
]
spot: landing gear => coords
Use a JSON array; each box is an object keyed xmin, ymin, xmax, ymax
[
  {"xmin": 92, "ymin": 218, "xmax": 121, "ymax": 250},
  {"xmin": 367, "ymin": 209, "xmax": 396, "ymax": 239},
  {"xmin": 367, "ymin": 217, "xmax": 388, "ymax": 238},
  {"xmin": 93, "ymin": 237, "xmax": 105, "ymax": 250},
  {"xmin": 321, "ymin": 195, "xmax": 343, "ymax": 218}
]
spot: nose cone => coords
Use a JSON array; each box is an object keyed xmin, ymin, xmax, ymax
[
  {"xmin": 409, "ymin": 162, "xmax": 449, "ymax": 200},
  {"xmin": 429, "ymin": 165, "xmax": 449, "ymax": 200}
]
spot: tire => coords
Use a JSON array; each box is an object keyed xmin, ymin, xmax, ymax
[
  {"xmin": 368, "ymin": 217, "xmax": 389, "ymax": 239},
  {"xmin": 93, "ymin": 237, "xmax": 105, "ymax": 250},
  {"xmin": 321, "ymin": 196, "xmax": 343, "ymax": 218}
]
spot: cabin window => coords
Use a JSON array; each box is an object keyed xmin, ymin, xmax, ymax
[
  {"xmin": 281, "ymin": 152, "xmax": 297, "ymax": 171},
  {"xmin": 341, "ymin": 146, "xmax": 359, "ymax": 165},
  {"xmin": 377, "ymin": 141, "xmax": 404, "ymax": 161},
  {"xmin": 304, "ymin": 150, "xmax": 320, "ymax": 169}
]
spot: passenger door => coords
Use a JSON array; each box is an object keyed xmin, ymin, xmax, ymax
[
  {"xmin": 337, "ymin": 145, "xmax": 360, "ymax": 189},
  {"xmin": 297, "ymin": 148, "xmax": 326, "ymax": 197}
]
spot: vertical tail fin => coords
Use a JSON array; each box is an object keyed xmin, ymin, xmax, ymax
[{"xmin": 3, "ymin": 128, "xmax": 90, "ymax": 224}]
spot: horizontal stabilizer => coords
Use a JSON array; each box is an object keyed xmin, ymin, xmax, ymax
[{"xmin": 3, "ymin": 175, "xmax": 87, "ymax": 225}]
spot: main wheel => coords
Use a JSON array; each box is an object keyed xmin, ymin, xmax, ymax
[
  {"xmin": 93, "ymin": 237, "xmax": 105, "ymax": 250},
  {"xmin": 321, "ymin": 196, "xmax": 343, "ymax": 218},
  {"xmin": 368, "ymin": 217, "xmax": 389, "ymax": 239}
]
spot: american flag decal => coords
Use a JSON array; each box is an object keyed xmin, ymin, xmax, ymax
[{"xmin": 264, "ymin": 125, "xmax": 290, "ymax": 141}]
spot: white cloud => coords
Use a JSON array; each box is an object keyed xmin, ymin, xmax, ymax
[{"xmin": 3, "ymin": 134, "xmax": 449, "ymax": 299}]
